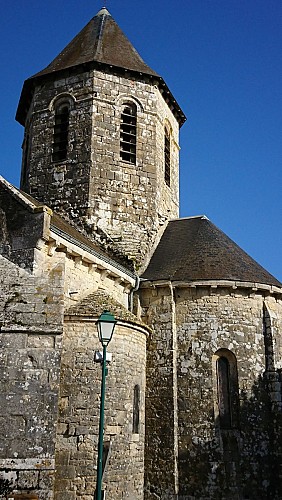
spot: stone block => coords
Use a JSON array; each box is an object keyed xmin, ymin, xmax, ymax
[
  {"xmin": 55, "ymin": 465, "xmax": 75, "ymax": 479},
  {"xmin": 27, "ymin": 335, "xmax": 55, "ymax": 348},
  {"xmin": 17, "ymin": 470, "xmax": 39, "ymax": 489},
  {"xmin": 38, "ymin": 470, "xmax": 54, "ymax": 490}
]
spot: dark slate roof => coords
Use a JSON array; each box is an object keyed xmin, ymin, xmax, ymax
[
  {"xmin": 16, "ymin": 8, "xmax": 186, "ymax": 126},
  {"xmin": 33, "ymin": 7, "xmax": 159, "ymax": 79},
  {"xmin": 142, "ymin": 216, "xmax": 282, "ymax": 287}
]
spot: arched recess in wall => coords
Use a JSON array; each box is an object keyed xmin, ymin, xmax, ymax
[
  {"xmin": 212, "ymin": 349, "xmax": 240, "ymax": 429},
  {"xmin": 164, "ymin": 123, "xmax": 171, "ymax": 187},
  {"xmin": 115, "ymin": 94, "xmax": 144, "ymax": 114},
  {"xmin": 263, "ymin": 303, "xmax": 275, "ymax": 372},
  {"xmin": 133, "ymin": 384, "xmax": 140, "ymax": 434},
  {"xmin": 50, "ymin": 94, "xmax": 75, "ymax": 163}
]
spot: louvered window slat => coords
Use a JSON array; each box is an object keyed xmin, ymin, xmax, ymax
[
  {"xmin": 120, "ymin": 103, "xmax": 137, "ymax": 164},
  {"xmin": 52, "ymin": 104, "xmax": 69, "ymax": 162}
]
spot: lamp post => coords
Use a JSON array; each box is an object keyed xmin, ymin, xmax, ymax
[{"xmin": 95, "ymin": 310, "xmax": 117, "ymax": 500}]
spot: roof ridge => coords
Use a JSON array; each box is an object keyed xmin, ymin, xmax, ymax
[{"xmin": 95, "ymin": 8, "xmax": 107, "ymax": 59}]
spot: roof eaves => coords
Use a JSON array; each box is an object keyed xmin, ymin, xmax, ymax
[
  {"xmin": 50, "ymin": 223, "xmax": 136, "ymax": 281},
  {"xmin": 139, "ymin": 278, "xmax": 282, "ymax": 296},
  {"xmin": 16, "ymin": 60, "xmax": 186, "ymax": 127},
  {"xmin": 157, "ymin": 77, "xmax": 186, "ymax": 126},
  {"xmin": 170, "ymin": 215, "xmax": 209, "ymax": 221}
]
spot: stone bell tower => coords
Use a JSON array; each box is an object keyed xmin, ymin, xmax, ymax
[{"xmin": 16, "ymin": 7, "xmax": 186, "ymax": 267}]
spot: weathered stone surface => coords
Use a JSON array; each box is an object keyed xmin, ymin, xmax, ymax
[
  {"xmin": 54, "ymin": 320, "xmax": 147, "ymax": 499},
  {"xmin": 21, "ymin": 65, "xmax": 180, "ymax": 269},
  {"xmin": 140, "ymin": 283, "xmax": 282, "ymax": 499},
  {"xmin": 0, "ymin": 240, "xmax": 64, "ymax": 498}
]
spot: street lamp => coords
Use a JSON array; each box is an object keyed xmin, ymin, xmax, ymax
[{"xmin": 95, "ymin": 310, "xmax": 117, "ymax": 500}]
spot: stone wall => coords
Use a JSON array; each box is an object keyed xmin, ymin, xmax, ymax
[
  {"xmin": 140, "ymin": 282, "xmax": 282, "ymax": 500},
  {"xmin": 0, "ymin": 180, "xmax": 51, "ymax": 272},
  {"xmin": 0, "ymin": 209, "xmax": 145, "ymax": 499},
  {"xmin": 54, "ymin": 320, "xmax": 147, "ymax": 500},
  {"xmin": 0, "ymin": 253, "xmax": 65, "ymax": 500},
  {"xmin": 62, "ymin": 249, "xmax": 131, "ymax": 311},
  {"xmin": 140, "ymin": 285, "xmax": 178, "ymax": 499},
  {"xmin": 21, "ymin": 66, "xmax": 180, "ymax": 268},
  {"xmin": 21, "ymin": 67, "xmax": 93, "ymax": 225},
  {"xmin": 0, "ymin": 176, "xmax": 149, "ymax": 499}
]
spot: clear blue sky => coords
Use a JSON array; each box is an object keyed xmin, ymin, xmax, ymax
[{"xmin": 0, "ymin": 0, "xmax": 281, "ymax": 281}]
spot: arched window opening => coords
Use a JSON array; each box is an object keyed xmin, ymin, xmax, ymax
[
  {"xmin": 164, "ymin": 126, "xmax": 171, "ymax": 186},
  {"xmin": 120, "ymin": 103, "xmax": 137, "ymax": 164},
  {"xmin": 52, "ymin": 102, "xmax": 70, "ymax": 162},
  {"xmin": 217, "ymin": 356, "xmax": 232, "ymax": 429},
  {"xmin": 133, "ymin": 384, "xmax": 140, "ymax": 434},
  {"xmin": 214, "ymin": 349, "xmax": 239, "ymax": 430},
  {"xmin": 263, "ymin": 304, "xmax": 274, "ymax": 372}
]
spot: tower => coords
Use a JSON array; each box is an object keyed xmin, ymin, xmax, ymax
[{"xmin": 17, "ymin": 7, "xmax": 185, "ymax": 268}]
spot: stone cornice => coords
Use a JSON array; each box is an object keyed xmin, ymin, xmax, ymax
[
  {"xmin": 140, "ymin": 279, "xmax": 282, "ymax": 297},
  {"xmin": 48, "ymin": 229, "xmax": 136, "ymax": 288}
]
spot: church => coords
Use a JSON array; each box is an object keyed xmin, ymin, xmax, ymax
[{"xmin": 0, "ymin": 7, "xmax": 282, "ymax": 500}]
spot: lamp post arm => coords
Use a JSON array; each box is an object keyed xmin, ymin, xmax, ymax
[{"xmin": 96, "ymin": 344, "xmax": 107, "ymax": 500}]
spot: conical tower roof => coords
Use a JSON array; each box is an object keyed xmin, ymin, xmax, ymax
[
  {"xmin": 32, "ymin": 7, "xmax": 159, "ymax": 79},
  {"xmin": 16, "ymin": 8, "xmax": 186, "ymax": 126},
  {"xmin": 142, "ymin": 216, "xmax": 282, "ymax": 287}
]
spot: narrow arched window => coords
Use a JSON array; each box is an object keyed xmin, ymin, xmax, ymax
[
  {"xmin": 133, "ymin": 384, "xmax": 140, "ymax": 433},
  {"xmin": 52, "ymin": 102, "xmax": 70, "ymax": 162},
  {"xmin": 263, "ymin": 304, "xmax": 274, "ymax": 372},
  {"xmin": 164, "ymin": 126, "xmax": 171, "ymax": 186},
  {"xmin": 120, "ymin": 103, "xmax": 137, "ymax": 164},
  {"xmin": 214, "ymin": 349, "xmax": 239, "ymax": 429},
  {"xmin": 217, "ymin": 356, "xmax": 232, "ymax": 428}
]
